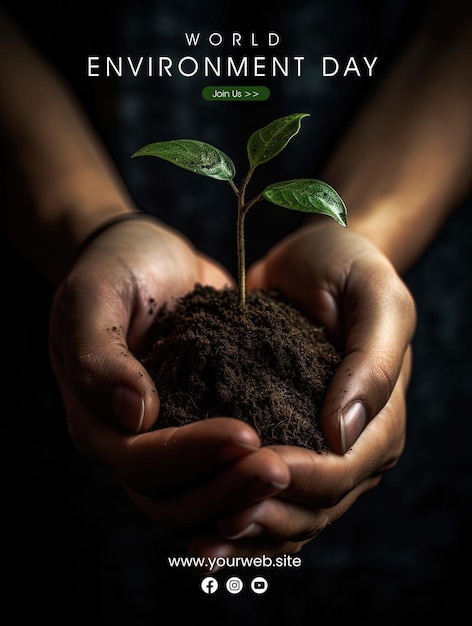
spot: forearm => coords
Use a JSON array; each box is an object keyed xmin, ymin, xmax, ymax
[
  {"xmin": 321, "ymin": 1, "xmax": 472, "ymax": 274},
  {"xmin": 0, "ymin": 10, "xmax": 137, "ymax": 282}
]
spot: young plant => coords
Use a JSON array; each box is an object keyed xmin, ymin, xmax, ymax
[{"xmin": 131, "ymin": 113, "xmax": 347, "ymax": 305}]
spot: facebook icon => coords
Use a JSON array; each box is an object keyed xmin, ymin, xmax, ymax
[{"xmin": 201, "ymin": 576, "xmax": 219, "ymax": 594}]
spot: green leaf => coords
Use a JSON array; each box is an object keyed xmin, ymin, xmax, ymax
[
  {"xmin": 247, "ymin": 113, "xmax": 310, "ymax": 169},
  {"xmin": 262, "ymin": 179, "xmax": 347, "ymax": 226},
  {"xmin": 131, "ymin": 139, "xmax": 235, "ymax": 181}
]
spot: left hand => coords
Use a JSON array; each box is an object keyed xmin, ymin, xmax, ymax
[
  {"xmin": 186, "ymin": 220, "xmax": 415, "ymax": 561},
  {"xmin": 48, "ymin": 217, "xmax": 290, "ymax": 532}
]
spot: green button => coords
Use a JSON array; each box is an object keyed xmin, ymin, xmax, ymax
[{"xmin": 202, "ymin": 86, "xmax": 270, "ymax": 101}]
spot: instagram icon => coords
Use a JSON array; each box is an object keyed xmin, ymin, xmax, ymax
[{"xmin": 225, "ymin": 577, "xmax": 244, "ymax": 594}]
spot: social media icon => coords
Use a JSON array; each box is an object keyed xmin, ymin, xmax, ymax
[
  {"xmin": 201, "ymin": 576, "xmax": 219, "ymax": 594},
  {"xmin": 225, "ymin": 576, "xmax": 244, "ymax": 594},
  {"xmin": 250, "ymin": 576, "xmax": 269, "ymax": 594}
]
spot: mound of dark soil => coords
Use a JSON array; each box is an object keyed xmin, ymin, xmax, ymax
[{"xmin": 140, "ymin": 284, "xmax": 341, "ymax": 451}]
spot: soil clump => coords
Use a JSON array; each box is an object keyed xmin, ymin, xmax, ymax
[{"xmin": 141, "ymin": 284, "xmax": 341, "ymax": 452}]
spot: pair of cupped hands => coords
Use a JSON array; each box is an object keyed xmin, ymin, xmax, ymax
[{"xmin": 49, "ymin": 215, "xmax": 415, "ymax": 564}]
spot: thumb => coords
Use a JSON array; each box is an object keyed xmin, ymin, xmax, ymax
[
  {"xmin": 49, "ymin": 279, "xmax": 160, "ymax": 434},
  {"xmin": 50, "ymin": 329, "xmax": 160, "ymax": 433},
  {"xmin": 320, "ymin": 340, "xmax": 414, "ymax": 455},
  {"xmin": 105, "ymin": 341, "xmax": 160, "ymax": 433},
  {"xmin": 319, "ymin": 257, "xmax": 416, "ymax": 454}
]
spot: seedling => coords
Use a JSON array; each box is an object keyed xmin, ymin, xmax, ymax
[{"xmin": 131, "ymin": 113, "xmax": 347, "ymax": 305}]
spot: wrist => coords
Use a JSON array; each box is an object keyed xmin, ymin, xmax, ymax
[
  {"xmin": 305, "ymin": 197, "xmax": 422, "ymax": 274},
  {"xmin": 344, "ymin": 203, "xmax": 403, "ymax": 268},
  {"xmin": 342, "ymin": 195, "xmax": 453, "ymax": 275},
  {"xmin": 73, "ymin": 210, "xmax": 156, "ymax": 260}
]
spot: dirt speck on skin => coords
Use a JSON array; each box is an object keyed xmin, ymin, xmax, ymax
[{"xmin": 140, "ymin": 284, "xmax": 341, "ymax": 452}]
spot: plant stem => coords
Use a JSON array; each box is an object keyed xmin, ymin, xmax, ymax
[
  {"xmin": 229, "ymin": 169, "xmax": 261, "ymax": 307},
  {"xmin": 237, "ymin": 201, "xmax": 247, "ymax": 306}
]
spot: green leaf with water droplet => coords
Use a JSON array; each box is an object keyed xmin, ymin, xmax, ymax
[
  {"xmin": 131, "ymin": 139, "xmax": 235, "ymax": 181},
  {"xmin": 262, "ymin": 179, "xmax": 347, "ymax": 226},
  {"xmin": 247, "ymin": 113, "xmax": 310, "ymax": 169}
]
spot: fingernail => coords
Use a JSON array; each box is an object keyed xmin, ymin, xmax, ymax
[
  {"xmin": 340, "ymin": 402, "xmax": 367, "ymax": 453},
  {"xmin": 224, "ymin": 523, "xmax": 264, "ymax": 540},
  {"xmin": 112, "ymin": 385, "xmax": 145, "ymax": 432}
]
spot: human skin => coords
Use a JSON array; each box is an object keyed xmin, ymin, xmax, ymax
[
  {"xmin": 189, "ymin": 0, "xmax": 472, "ymax": 558},
  {"xmin": 1, "ymin": 0, "xmax": 471, "ymax": 561}
]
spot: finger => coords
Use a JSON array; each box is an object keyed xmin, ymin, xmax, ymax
[
  {"xmin": 126, "ymin": 446, "xmax": 290, "ymax": 529},
  {"xmin": 279, "ymin": 358, "xmax": 409, "ymax": 506},
  {"xmin": 63, "ymin": 407, "xmax": 263, "ymax": 497},
  {"xmin": 197, "ymin": 253, "xmax": 236, "ymax": 289},
  {"xmin": 216, "ymin": 481, "xmax": 372, "ymax": 543},
  {"xmin": 215, "ymin": 367, "xmax": 410, "ymax": 542},
  {"xmin": 49, "ymin": 266, "xmax": 160, "ymax": 433},
  {"xmin": 320, "ymin": 277, "xmax": 415, "ymax": 453}
]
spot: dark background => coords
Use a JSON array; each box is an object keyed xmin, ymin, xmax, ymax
[{"xmin": 3, "ymin": 1, "xmax": 471, "ymax": 623}]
